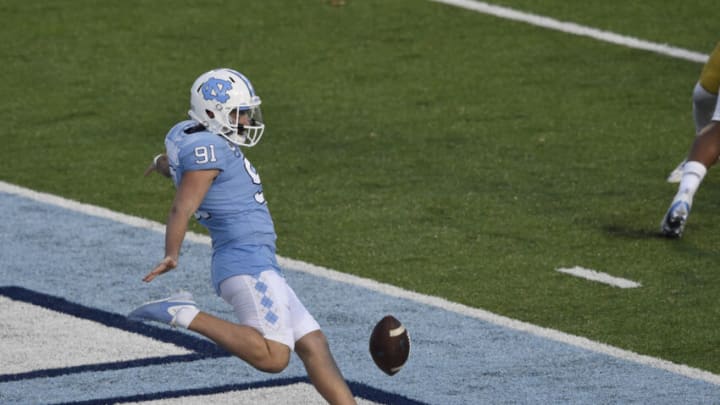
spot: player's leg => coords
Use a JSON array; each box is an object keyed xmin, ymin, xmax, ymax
[
  {"xmin": 284, "ymin": 283, "xmax": 356, "ymax": 405},
  {"xmin": 295, "ymin": 330, "xmax": 356, "ymax": 405},
  {"xmin": 693, "ymin": 83, "xmax": 718, "ymax": 135},
  {"xmin": 686, "ymin": 43, "xmax": 720, "ymax": 168},
  {"xmin": 213, "ymin": 271, "xmax": 300, "ymax": 373},
  {"xmin": 665, "ymin": 84, "xmax": 712, "ymax": 183},
  {"xmin": 661, "ymin": 123, "xmax": 720, "ymax": 237},
  {"xmin": 187, "ymin": 312, "xmax": 290, "ymax": 373},
  {"xmin": 688, "ymin": 121, "xmax": 720, "ymax": 168},
  {"xmin": 662, "ymin": 43, "xmax": 720, "ymax": 235},
  {"xmin": 129, "ymin": 295, "xmax": 290, "ymax": 373},
  {"xmin": 667, "ymin": 42, "xmax": 720, "ymax": 183},
  {"xmin": 661, "ymin": 159, "xmax": 706, "ymax": 237}
]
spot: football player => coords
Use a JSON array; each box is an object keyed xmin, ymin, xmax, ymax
[
  {"xmin": 661, "ymin": 42, "xmax": 720, "ymax": 238},
  {"xmin": 129, "ymin": 68, "xmax": 356, "ymax": 404}
]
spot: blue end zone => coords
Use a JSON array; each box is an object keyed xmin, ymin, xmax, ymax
[{"xmin": 0, "ymin": 286, "xmax": 427, "ymax": 405}]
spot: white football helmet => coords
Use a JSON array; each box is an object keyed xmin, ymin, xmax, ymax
[{"xmin": 188, "ymin": 68, "xmax": 265, "ymax": 147}]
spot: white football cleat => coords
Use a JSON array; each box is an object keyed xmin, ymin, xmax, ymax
[
  {"xmin": 660, "ymin": 199, "xmax": 691, "ymax": 238},
  {"xmin": 666, "ymin": 160, "xmax": 686, "ymax": 183},
  {"xmin": 128, "ymin": 291, "xmax": 197, "ymax": 327}
]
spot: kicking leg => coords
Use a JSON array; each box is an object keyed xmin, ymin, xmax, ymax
[{"xmin": 295, "ymin": 330, "xmax": 356, "ymax": 405}]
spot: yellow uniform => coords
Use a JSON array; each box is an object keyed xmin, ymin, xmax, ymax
[{"xmin": 699, "ymin": 42, "xmax": 720, "ymax": 95}]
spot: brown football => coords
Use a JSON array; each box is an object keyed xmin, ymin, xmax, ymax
[{"xmin": 369, "ymin": 315, "xmax": 410, "ymax": 376}]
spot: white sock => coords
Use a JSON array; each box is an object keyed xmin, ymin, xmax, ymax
[
  {"xmin": 174, "ymin": 306, "xmax": 200, "ymax": 329},
  {"xmin": 674, "ymin": 160, "xmax": 708, "ymax": 204}
]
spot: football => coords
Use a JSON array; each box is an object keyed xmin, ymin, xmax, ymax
[{"xmin": 369, "ymin": 315, "xmax": 411, "ymax": 376}]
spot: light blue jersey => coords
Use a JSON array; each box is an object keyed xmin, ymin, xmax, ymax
[{"xmin": 165, "ymin": 120, "xmax": 280, "ymax": 294}]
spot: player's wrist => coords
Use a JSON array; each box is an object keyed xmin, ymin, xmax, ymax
[{"xmin": 153, "ymin": 154, "xmax": 164, "ymax": 168}]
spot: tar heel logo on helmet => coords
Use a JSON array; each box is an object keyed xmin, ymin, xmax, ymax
[{"xmin": 201, "ymin": 78, "xmax": 232, "ymax": 103}]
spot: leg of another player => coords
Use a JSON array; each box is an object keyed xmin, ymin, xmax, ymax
[
  {"xmin": 687, "ymin": 121, "xmax": 720, "ymax": 168},
  {"xmin": 661, "ymin": 122, "xmax": 720, "ymax": 237},
  {"xmin": 667, "ymin": 83, "xmax": 716, "ymax": 183},
  {"xmin": 188, "ymin": 312, "xmax": 291, "ymax": 373},
  {"xmin": 673, "ymin": 122, "xmax": 720, "ymax": 200},
  {"xmin": 295, "ymin": 330, "xmax": 357, "ymax": 405}
]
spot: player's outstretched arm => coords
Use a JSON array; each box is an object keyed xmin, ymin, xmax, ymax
[{"xmin": 142, "ymin": 169, "xmax": 218, "ymax": 283}]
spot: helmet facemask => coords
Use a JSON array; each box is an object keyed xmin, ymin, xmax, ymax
[{"xmin": 221, "ymin": 105, "xmax": 265, "ymax": 147}]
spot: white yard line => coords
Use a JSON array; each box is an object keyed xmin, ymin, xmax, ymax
[
  {"xmin": 429, "ymin": 0, "xmax": 709, "ymax": 64},
  {"xmin": 2, "ymin": 179, "xmax": 719, "ymax": 386},
  {"xmin": 557, "ymin": 266, "xmax": 642, "ymax": 288}
]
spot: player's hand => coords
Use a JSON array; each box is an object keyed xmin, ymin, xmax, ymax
[
  {"xmin": 142, "ymin": 256, "xmax": 178, "ymax": 282},
  {"xmin": 144, "ymin": 154, "xmax": 168, "ymax": 177}
]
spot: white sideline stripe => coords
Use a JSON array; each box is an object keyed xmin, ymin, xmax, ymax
[
  {"xmin": 557, "ymin": 266, "xmax": 642, "ymax": 289},
  {"xmin": 428, "ymin": 0, "xmax": 709, "ymax": 64},
  {"xmin": 2, "ymin": 180, "xmax": 719, "ymax": 386}
]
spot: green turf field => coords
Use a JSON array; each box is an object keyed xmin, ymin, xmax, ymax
[{"xmin": 2, "ymin": 0, "xmax": 719, "ymax": 374}]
